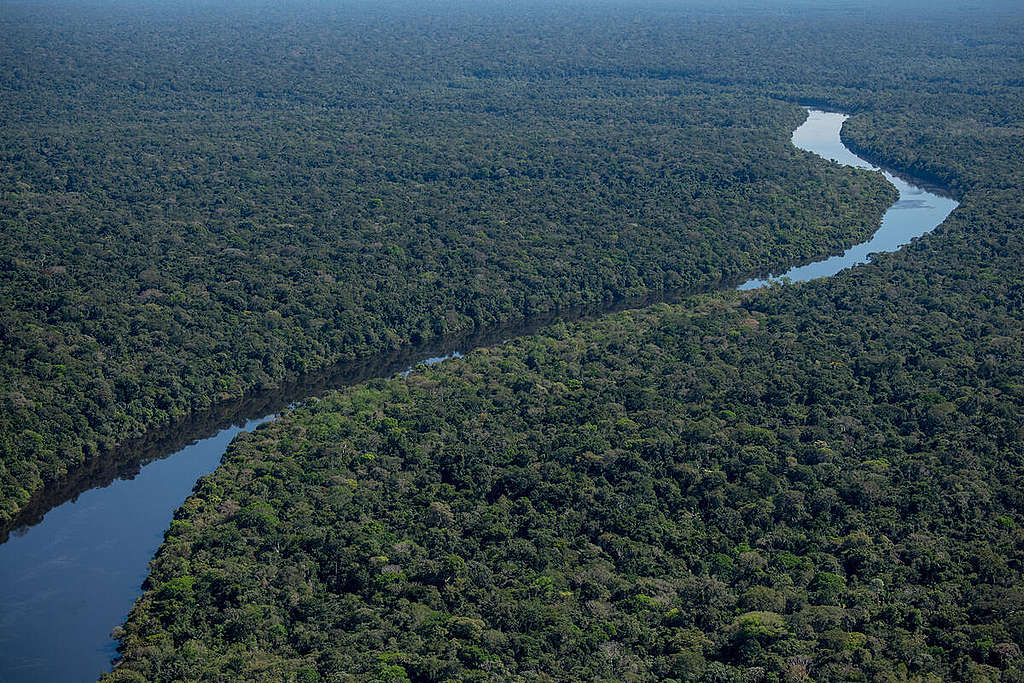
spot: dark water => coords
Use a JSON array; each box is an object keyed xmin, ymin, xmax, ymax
[
  {"xmin": 0, "ymin": 415, "xmax": 270, "ymax": 683},
  {"xmin": 0, "ymin": 109, "xmax": 958, "ymax": 682}
]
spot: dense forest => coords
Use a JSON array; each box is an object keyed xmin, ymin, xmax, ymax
[
  {"xmin": 2, "ymin": 0, "xmax": 1023, "ymax": 681},
  {"xmin": 0, "ymin": 2, "xmax": 903, "ymax": 526},
  {"xmin": 106, "ymin": 257, "xmax": 1024, "ymax": 681},
  {"xmin": 104, "ymin": 108, "xmax": 1024, "ymax": 679}
]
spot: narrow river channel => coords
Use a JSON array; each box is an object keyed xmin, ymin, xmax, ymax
[{"xmin": 0, "ymin": 109, "xmax": 958, "ymax": 682}]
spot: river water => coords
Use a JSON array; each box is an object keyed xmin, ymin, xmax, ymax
[
  {"xmin": 0, "ymin": 109, "xmax": 958, "ymax": 682},
  {"xmin": 739, "ymin": 110, "xmax": 958, "ymax": 289}
]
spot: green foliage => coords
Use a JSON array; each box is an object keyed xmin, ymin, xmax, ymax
[
  {"xmin": 0, "ymin": 1, "xmax": 1019, "ymax": 681},
  {"xmin": 0, "ymin": 1, "xmax": 902, "ymax": 526}
]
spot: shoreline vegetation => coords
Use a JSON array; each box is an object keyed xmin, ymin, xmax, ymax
[{"xmin": 0, "ymin": 284, "xmax": 732, "ymax": 542}]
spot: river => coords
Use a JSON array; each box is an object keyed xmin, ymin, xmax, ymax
[
  {"xmin": 739, "ymin": 110, "xmax": 958, "ymax": 289},
  {"xmin": 0, "ymin": 109, "xmax": 958, "ymax": 682}
]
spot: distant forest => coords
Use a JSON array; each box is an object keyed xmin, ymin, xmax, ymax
[{"xmin": 2, "ymin": 0, "xmax": 1024, "ymax": 681}]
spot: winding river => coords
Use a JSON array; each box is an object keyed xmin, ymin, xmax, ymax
[
  {"xmin": 0, "ymin": 109, "xmax": 958, "ymax": 682},
  {"xmin": 739, "ymin": 110, "xmax": 958, "ymax": 289}
]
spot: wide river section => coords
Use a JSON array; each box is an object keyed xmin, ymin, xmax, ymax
[{"xmin": 0, "ymin": 109, "xmax": 958, "ymax": 682}]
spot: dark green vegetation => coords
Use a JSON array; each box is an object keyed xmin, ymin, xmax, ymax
[
  {"xmin": 1, "ymin": 0, "xmax": 1022, "ymax": 680},
  {"xmin": 99, "ymin": 2, "xmax": 1024, "ymax": 682},
  {"xmin": 0, "ymin": 3, "xmax": 902, "ymax": 526}
]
